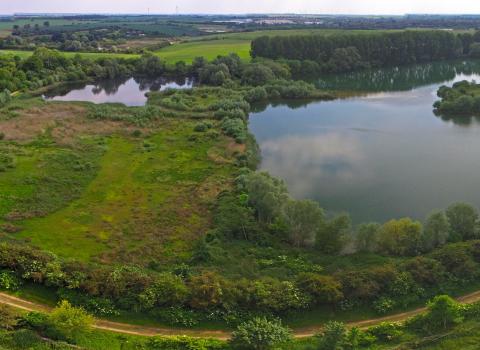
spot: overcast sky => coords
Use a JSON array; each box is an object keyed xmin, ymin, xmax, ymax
[{"xmin": 1, "ymin": 0, "xmax": 479, "ymax": 15}]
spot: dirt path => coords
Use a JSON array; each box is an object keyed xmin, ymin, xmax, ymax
[{"xmin": 2, "ymin": 290, "xmax": 480, "ymax": 339}]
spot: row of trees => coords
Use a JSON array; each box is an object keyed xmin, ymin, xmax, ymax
[
  {"xmin": 251, "ymin": 31, "xmax": 480, "ymax": 74},
  {"xmin": 222, "ymin": 171, "xmax": 480, "ymax": 257}
]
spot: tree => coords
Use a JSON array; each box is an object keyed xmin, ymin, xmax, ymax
[
  {"xmin": 135, "ymin": 53, "xmax": 165, "ymax": 76},
  {"xmin": 242, "ymin": 63, "xmax": 275, "ymax": 86},
  {"xmin": 138, "ymin": 273, "xmax": 188, "ymax": 310},
  {"xmin": 43, "ymin": 21, "xmax": 50, "ymax": 27},
  {"xmin": 187, "ymin": 271, "xmax": 224, "ymax": 310},
  {"xmin": 355, "ymin": 222, "xmax": 380, "ymax": 253},
  {"xmin": 376, "ymin": 218, "xmax": 423, "ymax": 256},
  {"xmin": 241, "ymin": 172, "xmax": 289, "ymax": 223},
  {"xmin": 283, "ymin": 199, "xmax": 324, "ymax": 247},
  {"xmin": 316, "ymin": 214, "xmax": 351, "ymax": 254},
  {"xmin": 296, "ymin": 273, "xmax": 343, "ymax": 304},
  {"xmin": 318, "ymin": 321, "xmax": 347, "ymax": 350},
  {"xmin": 48, "ymin": 300, "xmax": 94, "ymax": 341},
  {"xmin": 214, "ymin": 193, "xmax": 257, "ymax": 240},
  {"xmin": 423, "ymin": 210, "xmax": 450, "ymax": 250},
  {"xmin": 445, "ymin": 202, "xmax": 479, "ymax": 241},
  {"xmin": 230, "ymin": 317, "xmax": 292, "ymax": 350},
  {"xmin": 421, "ymin": 295, "xmax": 463, "ymax": 332}
]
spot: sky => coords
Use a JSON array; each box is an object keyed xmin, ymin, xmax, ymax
[{"xmin": 1, "ymin": 0, "xmax": 479, "ymax": 15}]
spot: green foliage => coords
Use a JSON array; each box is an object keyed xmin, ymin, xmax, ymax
[
  {"xmin": 283, "ymin": 199, "xmax": 324, "ymax": 247},
  {"xmin": 355, "ymin": 223, "xmax": 380, "ymax": 253},
  {"xmin": 406, "ymin": 295, "xmax": 463, "ymax": 334},
  {"xmin": 147, "ymin": 336, "xmax": 227, "ymax": 350},
  {"xmin": 47, "ymin": 300, "xmax": 94, "ymax": 341},
  {"xmin": 242, "ymin": 64, "xmax": 275, "ymax": 86},
  {"xmin": 435, "ymin": 82, "xmax": 480, "ymax": 115},
  {"xmin": 0, "ymin": 270, "xmax": 21, "ymax": 291},
  {"xmin": 296, "ymin": 273, "xmax": 343, "ymax": 305},
  {"xmin": 316, "ymin": 214, "xmax": 351, "ymax": 254},
  {"xmin": 252, "ymin": 31, "xmax": 463, "ymax": 73},
  {"xmin": 445, "ymin": 202, "xmax": 479, "ymax": 241},
  {"xmin": 239, "ymin": 171, "xmax": 289, "ymax": 223},
  {"xmin": 88, "ymin": 104, "xmax": 163, "ymax": 126},
  {"xmin": 424, "ymin": 210, "xmax": 450, "ymax": 250},
  {"xmin": 376, "ymin": 218, "xmax": 423, "ymax": 256},
  {"xmin": 221, "ymin": 118, "xmax": 247, "ymax": 143},
  {"xmin": 318, "ymin": 321, "xmax": 347, "ymax": 350},
  {"xmin": 0, "ymin": 305, "xmax": 18, "ymax": 330},
  {"xmin": 230, "ymin": 317, "xmax": 292, "ymax": 350},
  {"xmin": 367, "ymin": 322, "xmax": 403, "ymax": 342}
]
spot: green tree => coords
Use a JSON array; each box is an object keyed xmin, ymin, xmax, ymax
[
  {"xmin": 296, "ymin": 273, "xmax": 343, "ymax": 304},
  {"xmin": 376, "ymin": 218, "xmax": 423, "ymax": 256},
  {"xmin": 242, "ymin": 63, "xmax": 275, "ymax": 86},
  {"xmin": 241, "ymin": 172, "xmax": 289, "ymax": 223},
  {"xmin": 316, "ymin": 214, "xmax": 351, "ymax": 254},
  {"xmin": 423, "ymin": 210, "xmax": 450, "ymax": 250},
  {"xmin": 355, "ymin": 222, "xmax": 380, "ymax": 253},
  {"xmin": 446, "ymin": 202, "xmax": 479, "ymax": 241},
  {"xmin": 318, "ymin": 321, "xmax": 347, "ymax": 350},
  {"xmin": 48, "ymin": 300, "xmax": 94, "ymax": 341},
  {"xmin": 283, "ymin": 199, "xmax": 324, "ymax": 247},
  {"xmin": 230, "ymin": 317, "xmax": 292, "ymax": 350}
]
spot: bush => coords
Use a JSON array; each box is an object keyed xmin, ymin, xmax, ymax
[
  {"xmin": 147, "ymin": 336, "xmax": 227, "ymax": 350},
  {"xmin": 367, "ymin": 322, "xmax": 403, "ymax": 342},
  {"xmin": 0, "ymin": 271, "xmax": 21, "ymax": 291},
  {"xmin": 194, "ymin": 122, "xmax": 213, "ymax": 132},
  {"xmin": 230, "ymin": 317, "xmax": 292, "ymax": 350},
  {"xmin": 221, "ymin": 118, "xmax": 247, "ymax": 143},
  {"xmin": 47, "ymin": 300, "xmax": 94, "ymax": 341}
]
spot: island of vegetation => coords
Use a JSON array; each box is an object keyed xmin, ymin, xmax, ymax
[
  {"xmin": 434, "ymin": 80, "xmax": 480, "ymax": 115},
  {"xmin": 1, "ymin": 24, "xmax": 480, "ymax": 350}
]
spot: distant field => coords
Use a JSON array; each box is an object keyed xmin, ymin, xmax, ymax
[
  {"xmin": 0, "ymin": 28, "xmax": 468, "ymax": 64},
  {"xmin": 0, "ymin": 49, "xmax": 138, "ymax": 60}
]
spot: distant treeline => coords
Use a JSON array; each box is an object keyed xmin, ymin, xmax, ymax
[{"xmin": 252, "ymin": 31, "xmax": 480, "ymax": 74}]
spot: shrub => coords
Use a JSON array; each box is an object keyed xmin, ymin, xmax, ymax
[
  {"xmin": 147, "ymin": 336, "xmax": 227, "ymax": 350},
  {"xmin": 0, "ymin": 305, "xmax": 18, "ymax": 330},
  {"xmin": 406, "ymin": 295, "xmax": 463, "ymax": 334},
  {"xmin": 0, "ymin": 270, "xmax": 21, "ymax": 291},
  {"xmin": 230, "ymin": 317, "xmax": 292, "ymax": 350},
  {"xmin": 367, "ymin": 322, "xmax": 403, "ymax": 342},
  {"xmin": 318, "ymin": 321, "xmax": 347, "ymax": 350},
  {"xmin": 221, "ymin": 118, "xmax": 247, "ymax": 143},
  {"xmin": 47, "ymin": 300, "xmax": 94, "ymax": 341}
]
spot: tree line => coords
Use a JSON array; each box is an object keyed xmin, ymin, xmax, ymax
[{"xmin": 251, "ymin": 30, "xmax": 480, "ymax": 75}]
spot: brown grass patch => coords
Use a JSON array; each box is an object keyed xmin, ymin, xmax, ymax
[{"xmin": 0, "ymin": 102, "xmax": 144, "ymax": 144}]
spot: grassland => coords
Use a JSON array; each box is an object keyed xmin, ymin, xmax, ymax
[{"xmin": 0, "ymin": 97, "xmax": 239, "ymax": 267}]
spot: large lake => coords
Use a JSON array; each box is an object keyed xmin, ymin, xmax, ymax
[
  {"xmin": 44, "ymin": 76, "xmax": 193, "ymax": 106},
  {"xmin": 249, "ymin": 60, "xmax": 480, "ymax": 223}
]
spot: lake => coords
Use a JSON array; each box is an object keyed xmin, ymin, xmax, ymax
[
  {"xmin": 43, "ymin": 76, "xmax": 194, "ymax": 106},
  {"xmin": 249, "ymin": 60, "xmax": 480, "ymax": 223}
]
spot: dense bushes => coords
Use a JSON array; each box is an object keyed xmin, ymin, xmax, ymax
[{"xmin": 434, "ymin": 80, "xmax": 480, "ymax": 115}]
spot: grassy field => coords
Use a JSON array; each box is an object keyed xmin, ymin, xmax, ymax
[
  {"xmin": 0, "ymin": 18, "xmax": 94, "ymax": 37},
  {"xmin": 0, "ymin": 98, "xmax": 238, "ymax": 266},
  {"xmin": 0, "ymin": 28, "xmax": 402, "ymax": 63}
]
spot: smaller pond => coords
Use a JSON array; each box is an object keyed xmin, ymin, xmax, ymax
[{"xmin": 43, "ymin": 76, "xmax": 194, "ymax": 106}]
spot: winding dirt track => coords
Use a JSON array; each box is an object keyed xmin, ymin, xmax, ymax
[{"xmin": 2, "ymin": 290, "xmax": 480, "ymax": 339}]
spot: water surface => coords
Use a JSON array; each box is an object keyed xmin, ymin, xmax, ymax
[
  {"xmin": 250, "ymin": 60, "xmax": 480, "ymax": 223},
  {"xmin": 44, "ymin": 76, "xmax": 193, "ymax": 106}
]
